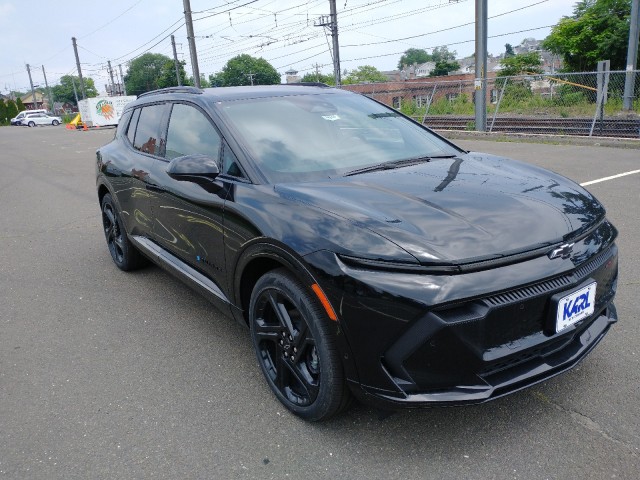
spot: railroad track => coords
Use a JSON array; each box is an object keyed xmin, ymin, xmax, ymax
[{"xmin": 418, "ymin": 115, "xmax": 640, "ymax": 138}]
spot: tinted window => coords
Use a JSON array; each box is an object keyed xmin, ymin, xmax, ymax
[
  {"xmin": 117, "ymin": 110, "xmax": 132, "ymax": 138},
  {"xmin": 165, "ymin": 103, "xmax": 221, "ymax": 161},
  {"xmin": 220, "ymin": 92, "xmax": 459, "ymax": 183},
  {"xmin": 133, "ymin": 105, "xmax": 165, "ymax": 156},
  {"xmin": 127, "ymin": 108, "xmax": 140, "ymax": 145},
  {"xmin": 222, "ymin": 141, "xmax": 243, "ymax": 177}
]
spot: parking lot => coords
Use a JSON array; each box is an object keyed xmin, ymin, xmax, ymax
[{"xmin": 0, "ymin": 125, "xmax": 638, "ymax": 479}]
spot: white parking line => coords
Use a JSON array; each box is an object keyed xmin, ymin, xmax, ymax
[{"xmin": 580, "ymin": 169, "xmax": 640, "ymax": 186}]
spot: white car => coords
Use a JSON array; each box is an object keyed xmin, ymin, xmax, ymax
[
  {"xmin": 20, "ymin": 112, "xmax": 62, "ymax": 127},
  {"xmin": 10, "ymin": 109, "xmax": 48, "ymax": 125}
]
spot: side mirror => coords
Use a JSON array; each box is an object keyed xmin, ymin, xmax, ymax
[
  {"xmin": 166, "ymin": 154, "xmax": 222, "ymax": 193},
  {"xmin": 166, "ymin": 154, "xmax": 220, "ymax": 180}
]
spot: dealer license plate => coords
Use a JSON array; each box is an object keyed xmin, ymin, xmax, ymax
[{"xmin": 556, "ymin": 282, "xmax": 597, "ymax": 332}]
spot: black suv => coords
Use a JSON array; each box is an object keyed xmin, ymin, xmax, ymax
[{"xmin": 96, "ymin": 85, "xmax": 618, "ymax": 421}]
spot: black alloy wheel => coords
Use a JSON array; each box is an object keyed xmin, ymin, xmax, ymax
[
  {"xmin": 101, "ymin": 193, "xmax": 146, "ymax": 271},
  {"xmin": 249, "ymin": 269, "xmax": 351, "ymax": 421}
]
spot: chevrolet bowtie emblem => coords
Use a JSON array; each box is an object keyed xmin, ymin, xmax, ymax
[{"xmin": 548, "ymin": 243, "xmax": 574, "ymax": 260}]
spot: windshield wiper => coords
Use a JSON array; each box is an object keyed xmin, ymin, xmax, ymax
[{"xmin": 343, "ymin": 156, "xmax": 434, "ymax": 177}]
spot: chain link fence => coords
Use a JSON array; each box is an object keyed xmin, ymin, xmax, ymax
[{"xmin": 342, "ymin": 71, "xmax": 640, "ymax": 138}]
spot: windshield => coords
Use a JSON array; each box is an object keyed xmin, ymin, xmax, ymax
[{"xmin": 219, "ymin": 91, "xmax": 461, "ymax": 183}]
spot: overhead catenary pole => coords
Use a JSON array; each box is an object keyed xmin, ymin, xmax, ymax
[
  {"xmin": 474, "ymin": 0, "xmax": 488, "ymax": 132},
  {"xmin": 623, "ymin": 0, "xmax": 640, "ymax": 110},
  {"xmin": 72, "ymin": 37, "xmax": 87, "ymax": 99},
  {"xmin": 42, "ymin": 65, "xmax": 54, "ymax": 111},
  {"xmin": 183, "ymin": 0, "xmax": 201, "ymax": 88},
  {"xmin": 118, "ymin": 64, "xmax": 127, "ymax": 95},
  {"xmin": 171, "ymin": 35, "xmax": 182, "ymax": 86},
  {"xmin": 107, "ymin": 61, "xmax": 116, "ymax": 96},
  {"xmin": 26, "ymin": 64, "xmax": 37, "ymax": 109},
  {"xmin": 329, "ymin": 0, "xmax": 341, "ymax": 87}
]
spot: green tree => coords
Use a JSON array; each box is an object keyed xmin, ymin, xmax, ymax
[
  {"xmin": 124, "ymin": 53, "xmax": 186, "ymax": 96},
  {"xmin": 429, "ymin": 60, "xmax": 461, "ymax": 77},
  {"xmin": 5, "ymin": 99, "xmax": 18, "ymax": 120},
  {"xmin": 0, "ymin": 100, "xmax": 7, "ymax": 125},
  {"xmin": 300, "ymin": 72, "xmax": 335, "ymax": 85},
  {"xmin": 498, "ymin": 52, "xmax": 543, "ymax": 76},
  {"xmin": 542, "ymin": 0, "xmax": 634, "ymax": 71},
  {"xmin": 505, "ymin": 43, "xmax": 515, "ymax": 57},
  {"xmin": 51, "ymin": 75, "xmax": 98, "ymax": 105},
  {"xmin": 215, "ymin": 54, "xmax": 280, "ymax": 87},
  {"xmin": 431, "ymin": 46, "xmax": 457, "ymax": 63},
  {"xmin": 156, "ymin": 59, "xmax": 190, "ymax": 90},
  {"xmin": 15, "ymin": 97, "xmax": 25, "ymax": 112},
  {"xmin": 397, "ymin": 48, "xmax": 432, "ymax": 69},
  {"xmin": 342, "ymin": 65, "xmax": 387, "ymax": 84}
]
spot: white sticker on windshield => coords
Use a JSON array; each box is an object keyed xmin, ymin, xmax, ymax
[{"xmin": 322, "ymin": 115, "xmax": 340, "ymax": 121}]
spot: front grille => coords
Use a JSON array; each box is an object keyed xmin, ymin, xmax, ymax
[{"xmin": 484, "ymin": 245, "xmax": 614, "ymax": 308}]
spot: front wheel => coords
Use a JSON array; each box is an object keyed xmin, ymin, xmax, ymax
[
  {"xmin": 249, "ymin": 269, "xmax": 351, "ymax": 421},
  {"xmin": 52, "ymin": 120, "xmax": 59, "ymax": 126},
  {"xmin": 101, "ymin": 193, "xmax": 146, "ymax": 271}
]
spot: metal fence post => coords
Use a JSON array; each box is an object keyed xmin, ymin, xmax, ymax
[
  {"xmin": 422, "ymin": 83, "xmax": 438, "ymax": 124},
  {"xmin": 590, "ymin": 60, "xmax": 610, "ymax": 137},
  {"xmin": 490, "ymin": 77, "xmax": 508, "ymax": 132}
]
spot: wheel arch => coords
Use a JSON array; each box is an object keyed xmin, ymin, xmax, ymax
[{"xmin": 234, "ymin": 241, "xmax": 319, "ymax": 327}]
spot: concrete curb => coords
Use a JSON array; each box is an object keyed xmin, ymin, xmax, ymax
[{"xmin": 434, "ymin": 129, "xmax": 640, "ymax": 150}]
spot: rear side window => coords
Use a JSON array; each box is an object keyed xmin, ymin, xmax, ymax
[
  {"xmin": 133, "ymin": 104, "xmax": 165, "ymax": 156},
  {"xmin": 165, "ymin": 103, "xmax": 221, "ymax": 161},
  {"xmin": 127, "ymin": 108, "xmax": 141, "ymax": 145},
  {"xmin": 117, "ymin": 110, "xmax": 133, "ymax": 138}
]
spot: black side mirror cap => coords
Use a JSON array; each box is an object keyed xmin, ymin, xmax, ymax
[{"xmin": 166, "ymin": 154, "xmax": 220, "ymax": 180}]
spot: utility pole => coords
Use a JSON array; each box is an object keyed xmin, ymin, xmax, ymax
[
  {"xmin": 314, "ymin": 63, "xmax": 320, "ymax": 82},
  {"xmin": 245, "ymin": 73, "xmax": 255, "ymax": 86},
  {"xmin": 118, "ymin": 64, "xmax": 127, "ymax": 95},
  {"xmin": 183, "ymin": 0, "xmax": 201, "ymax": 88},
  {"xmin": 26, "ymin": 64, "xmax": 37, "ymax": 109},
  {"xmin": 71, "ymin": 37, "xmax": 87, "ymax": 99},
  {"xmin": 171, "ymin": 35, "xmax": 182, "ymax": 86},
  {"xmin": 314, "ymin": 0, "xmax": 341, "ymax": 86},
  {"xmin": 329, "ymin": 0, "xmax": 341, "ymax": 87},
  {"xmin": 474, "ymin": 0, "xmax": 487, "ymax": 132},
  {"xmin": 71, "ymin": 77, "xmax": 79, "ymax": 105},
  {"xmin": 623, "ymin": 0, "xmax": 639, "ymax": 110},
  {"xmin": 107, "ymin": 61, "xmax": 116, "ymax": 96},
  {"xmin": 42, "ymin": 65, "xmax": 54, "ymax": 111}
]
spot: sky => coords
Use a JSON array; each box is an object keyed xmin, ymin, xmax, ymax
[{"xmin": 0, "ymin": 0, "xmax": 578, "ymax": 95}]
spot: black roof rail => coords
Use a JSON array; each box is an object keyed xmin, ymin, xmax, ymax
[
  {"xmin": 287, "ymin": 82, "xmax": 331, "ymax": 88},
  {"xmin": 137, "ymin": 86, "xmax": 204, "ymax": 98}
]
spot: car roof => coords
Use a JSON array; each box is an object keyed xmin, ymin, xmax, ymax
[{"xmin": 129, "ymin": 84, "xmax": 348, "ymax": 109}]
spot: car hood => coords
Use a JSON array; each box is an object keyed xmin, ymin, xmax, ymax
[{"xmin": 275, "ymin": 153, "xmax": 606, "ymax": 265}]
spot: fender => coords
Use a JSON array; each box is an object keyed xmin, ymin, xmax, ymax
[{"xmin": 231, "ymin": 239, "xmax": 361, "ymax": 386}]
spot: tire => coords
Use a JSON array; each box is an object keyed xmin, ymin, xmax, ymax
[
  {"xmin": 249, "ymin": 268, "xmax": 351, "ymax": 421},
  {"xmin": 52, "ymin": 120, "xmax": 59, "ymax": 126},
  {"xmin": 101, "ymin": 193, "xmax": 147, "ymax": 271},
  {"xmin": 28, "ymin": 121, "xmax": 35, "ymax": 127}
]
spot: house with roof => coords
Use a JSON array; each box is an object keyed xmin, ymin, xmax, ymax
[{"xmin": 21, "ymin": 91, "xmax": 48, "ymax": 110}]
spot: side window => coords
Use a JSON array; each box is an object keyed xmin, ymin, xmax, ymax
[
  {"xmin": 133, "ymin": 104, "xmax": 165, "ymax": 156},
  {"xmin": 127, "ymin": 108, "xmax": 140, "ymax": 145},
  {"xmin": 222, "ymin": 142, "xmax": 243, "ymax": 178},
  {"xmin": 117, "ymin": 110, "xmax": 132, "ymax": 138},
  {"xmin": 165, "ymin": 103, "xmax": 221, "ymax": 161}
]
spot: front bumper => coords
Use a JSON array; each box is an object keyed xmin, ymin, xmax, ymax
[{"xmin": 305, "ymin": 228, "xmax": 618, "ymax": 410}]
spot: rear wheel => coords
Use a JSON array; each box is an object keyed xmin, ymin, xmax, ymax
[
  {"xmin": 249, "ymin": 269, "xmax": 351, "ymax": 421},
  {"xmin": 101, "ymin": 193, "xmax": 146, "ymax": 271},
  {"xmin": 28, "ymin": 121, "xmax": 35, "ymax": 127}
]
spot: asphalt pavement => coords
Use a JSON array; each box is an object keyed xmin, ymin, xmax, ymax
[{"xmin": 0, "ymin": 125, "xmax": 638, "ymax": 479}]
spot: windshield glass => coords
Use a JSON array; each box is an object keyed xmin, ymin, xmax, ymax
[{"xmin": 219, "ymin": 91, "xmax": 461, "ymax": 183}]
